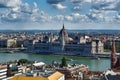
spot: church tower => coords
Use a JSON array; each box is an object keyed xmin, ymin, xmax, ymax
[{"xmin": 111, "ymin": 41, "xmax": 117, "ymax": 69}]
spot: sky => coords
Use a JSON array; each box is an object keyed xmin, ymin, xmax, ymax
[{"xmin": 0, "ymin": 0, "xmax": 120, "ymax": 30}]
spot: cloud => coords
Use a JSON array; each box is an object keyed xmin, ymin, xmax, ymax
[
  {"xmin": 0, "ymin": 1, "xmax": 42, "ymax": 23},
  {"xmin": 0, "ymin": 3, "xmax": 8, "ymax": 8},
  {"xmin": 46, "ymin": 0, "xmax": 67, "ymax": 10},
  {"xmin": 52, "ymin": 3, "xmax": 66, "ymax": 10},
  {"xmin": 92, "ymin": 0, "xmax": 120, "ymax": 11},
  {"xmin": 71, "ymin": 13, "xmax": 81, "ymax": 17},
  {"xmin": 65, "ymin": 16, "xmax": 73, "ymax": 21},
  {"xmin": 53, "ymin": 15, "xmax": 64, "ymax": 21},
  {"xmin": 86, "ymin": 9, "xmax": 106, "ymax": 22},
  {"xmin": 52, "ymin": 12, "xmax": 92, "ymax": 23},
  {"xmin": 70, "ymin": 0, "xmax": 83, "ymax": 4},
  {"xmin": 73, "ymin": 6, "xmax": 82, "ymax": 11},
  {"xmin": 0, "ymin": 0, "xmax": 120, "ymax": 27},
  {"xmin": 47, "ymin": 0, "xmax": 65, "ymax": 4},
  {"xmin": 86, "ymin": 8, "xmax": 120, "ymax": 23},
  {"xmin": 0, "ymin": 0, "xmax": 21, "ymax": 8},
  {"xmin": 20, "ymin": 3, "xmax": 33, "ymax": 14},
  {"xmin": 70, "ymin": 0, "xmax": 91, "ymax": 4},
  {"xmin": 84, "ymin": 0, "xmax": 91, "ymax": 3},
  {"xmin": 70, "ymin": 13, "xmax": 91, "ymax": 23}
]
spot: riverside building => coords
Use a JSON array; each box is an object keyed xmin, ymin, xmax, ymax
[{"xmin": 27, "ymin": 24, "xmax": 104, "ymax": 56}]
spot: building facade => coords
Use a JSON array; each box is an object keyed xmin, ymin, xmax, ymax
[
  {"xmin": 26, "ymin": 24, "xmax": 104, "ymax": 56},
  {"xmin": 0, "ymin": 64, "xmax": 7, "ymax": 80}
]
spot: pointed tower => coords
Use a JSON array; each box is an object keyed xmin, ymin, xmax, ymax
[
  {"xmin": 63, "ymin": 23, "xmax": 65, "ymax": 29},
  {"xmin": 59, "ymin": 24, "xmax": 68, "ymax": 51},
  {"xmin": 111, "ymin": 41, "xmax": 117, "ymax": 69}
]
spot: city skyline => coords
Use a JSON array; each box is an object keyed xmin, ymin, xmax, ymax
[{"xmin": 0, "ymin": 0, "xmax": 120, "ymax": 30}]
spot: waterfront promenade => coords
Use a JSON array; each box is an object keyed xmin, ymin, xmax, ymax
[
  {"xmin": 0, "ymin": 48, "xmax": 26, "ymax": 53},
  {"xmin": 0, "ymin": 47, "xmax": 111, "ymax": 58}
]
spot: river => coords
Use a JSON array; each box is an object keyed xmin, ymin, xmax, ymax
[{"xmin": 0, "ymin": 52, "xmax": 110, "ymax": 71}]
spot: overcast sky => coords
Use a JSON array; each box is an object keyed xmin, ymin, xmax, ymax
[{"xmin": 0, "ymin": 0, "xmax": 120, "ymax": 30}]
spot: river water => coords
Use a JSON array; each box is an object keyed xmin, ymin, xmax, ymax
[{"xmin": 0, "ymin": 52, "xmax": 110, "ymax": 71}]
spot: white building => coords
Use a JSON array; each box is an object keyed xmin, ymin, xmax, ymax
[
  {"xmin": 26, "ymin": 24, "xmax": 104, "ymax": 56},
  {"xmin": 0, "ymin": 64, "xmax": 7, "ymax": 80},
  {"xmin": 7, "ymin": 39, "xmax": 16, "ymax": 48}
]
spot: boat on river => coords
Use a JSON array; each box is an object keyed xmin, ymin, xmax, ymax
[{"xmin": 92, "ymin": 56, "xmax": 100, "ymax": 60}]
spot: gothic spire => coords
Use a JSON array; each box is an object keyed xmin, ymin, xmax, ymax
[
  {"xmin": 63, "ymin": 23, "xmax": 65, "ymax": 29},
  {"xmin": 111, "ymin": 40, "xmax": 117, "ymax": 69}
]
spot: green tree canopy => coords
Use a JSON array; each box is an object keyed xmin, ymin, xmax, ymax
[
  {"xmin": 18, "ymin": 59, "xmax": 28, "ymax": 64},
  {"xmin": 61, "ymin": 57, "xmax": 67, "ymax": 67}
]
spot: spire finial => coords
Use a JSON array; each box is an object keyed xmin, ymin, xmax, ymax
[
  {"xmin": 112, "ymin": 40, "xmax": 116, "ymax": 53},
  {"xmin": 63, "ymin": 23, "xmax": 64, "ymax": 29}
]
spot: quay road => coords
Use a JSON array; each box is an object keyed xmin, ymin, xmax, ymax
[
  {"xmin": 0, "ymin": 48, "xmax": 111, "ymax": 58},
  {"xmin": 0, "ymin": 48, "xmax": 27, "ymax": 53}
]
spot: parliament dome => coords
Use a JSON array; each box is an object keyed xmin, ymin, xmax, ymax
[{"xmin": 59, "ymin": 24, "xmax": 68, "ymax": 36}]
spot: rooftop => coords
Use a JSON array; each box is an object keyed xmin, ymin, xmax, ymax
[
  {"xmin": 10, "ymin": 76, "xmax": 48, "ymax": 80},
  {"xmin": 0, "ymin": 64, "xmax": 7, "ymax": 68},
  {"xmin": 10, "ymin": 71, "xmax": 64, "ymax": 80},
  {"xmin": 48, "ymin": 71, "xmax": 64, "ymax": 80}
]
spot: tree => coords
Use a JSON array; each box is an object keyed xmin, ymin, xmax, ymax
[
  {"xmin": 18, "ymin": 59, "xmax": 28, "ymax": 65},
  {"xmin": 61, "ymin": 57, "xmax": 67, "ymax": 67}
]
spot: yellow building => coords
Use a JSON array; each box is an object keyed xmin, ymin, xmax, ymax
[
  {"xmin": 48, "ymin": 71, "xmax": 64, "ymax": 80},
  {"xmin": 10, "ymin": 71, "xmax": 65, "ymax": 80}
]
